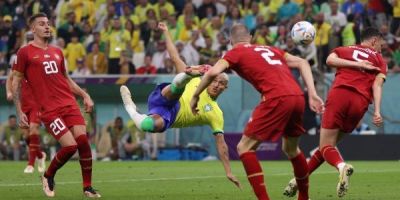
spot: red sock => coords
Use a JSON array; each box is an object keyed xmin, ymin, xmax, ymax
[
  {"xmin": 308, "ymin": 149, "xmax": 324, "ymax": 174},
  {"xmin": 240, "ymin": 152, "xmax": 269, "ymax": 200},
  {"xmin": 321, "ymin": 145, "xmax": 343, "ymax": 170},
  {"xmin": 76, "ymin": 134, "xmax": 92, "ymax": 188},
  {"xmin": 290, "ymin": 152, "xmax": 309, "ymax": 200},
  {"xmin": 45, "ymin": 145, "xmax": 77, "ymax": 177},
  {"xmin": 28, "ymin": 134, "xmax": 40, "ymax": 166}
]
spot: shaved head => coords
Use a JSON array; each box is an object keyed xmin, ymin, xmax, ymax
[{"xmin": 230, "ymin": 24, "xmax": 252, "ymax": 45}]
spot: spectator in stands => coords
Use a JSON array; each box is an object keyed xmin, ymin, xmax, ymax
[
  {"xmin": 114, "ymin": 0, "xmax": 134, "ymax": 17},
  {"xmin": 65, "ymin": 33, "xmax": 87, "ymax": 73},
  {"xmin": 178, "ymin": 2, "xmax": 200, "ymax": 27},
  {"xmin": 154, "ymin": 0, "xmax": 176, "ymax": 19},
  {"xmin": 223, "ymin": 6, "xmax": 244, "ymax": 34},
  {"xmin": 136, "ymin": 54, "xmax": 157, "ymax": 74},
  {"xmin": 0, "ymin": 115, "xmax": 23, "ymax": 160},
  {"xmin": 285, "ymin": 37, "xmax": 302, "ymax": 82},
  {"xmin": 324, "ymin": 0, "xmax": 347, "ymax": 48},
  {"xmin": 298, "ymin": 41, "xmax": 318, "ymax": 69},
  {"xmin": 380, "ymin": 24, "xmax": 397, "ymax": 49},
  {"xmin": 151, "ymin": 41, "xmax": 169, "ymax": 70},
  {"xmin": 26, "ymin": 0, "xmax": 51, "ymax": 17},
  {"xmin": 341, "ymin": 0, "xmax": 364, "ymax": 23},
  {"xmin": 199, "ymin": 35, "xmax": 217, "ymax": 64},
  {"xmin": 178, "ymin": 16, "xmax": 199, "ymax": 43},
  {"xmin": 198, "ymin": 0, "xmax": 217, "ymax": 20},
  {"xmin": 367, "ymin": 0, "xmax": 387, "ymax": 28},
  {"xmin": 252, "ymin": 24, "xmax": 273, "ymax": 45},
  {"xmin": 87, "ymin": 31, "xmax": 106, "ymax": 53},
  {"xmin": 314, "ymin": 13, "xmax": 332, "ymax": 72},
  {"xmin": 13, "ymin": 5, "xmax": 26, "ymax": 30},
  {"xmin": 57, "ymin": 11, "xmax": 83, "ymax": 44},
  {"xmin": 300, "ymin": 0, "xmax": 320, "ymax": 23},
  {"xmin": 274, "ymin": 25, "xmax": 288, "ymax": 49},
  {"xmin": 72, "ymin": 58, "xmax": 91, "ymax": 76},
  {"xmin": 391, "ymin": 0, "xmax": 400, "ymax": 35},
  {"xmin": 259, "ymin": 0, "xmax": 276, "ymax": 26},
  {"xmin": 86, "ymin": 43, "xmax": 108, "ymax": 74},
  {"xmin": 157, "ymin": 58, "xmax": 176, "ymax": 74},
  {"xmin": 119, "ymin": 50, "xmax": 136, "ymax": 74},
  {"xmin": 81, "ymin": 21, "xmax": 94, "ymax": 49},
  {"xmin": 239, "ymin": 0, "xmax": 252, "ymax": 16},
  {"xmin": 135, "ymin": 0, "xmax": 154, "ymax": 24},
  {"xmin": 105, "ymin": 15, "xmax": 131, "ymax": 74},
  {"xmin": 243, "ymin": 1, "xmax": 260, "ymax": 33},
  {"xmin": 341, "ymin": 14, "xmax": 357, "ymax": 46},
  {"xmin": 277, "ymin": 0, "xmax": 300, "ymax": 23},
  {"xmin": 141, "ymin": 18, "xmax": 158, "ymax": 47}
]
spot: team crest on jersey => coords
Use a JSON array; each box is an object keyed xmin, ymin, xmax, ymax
[
  {"xmin": 203, "ymin": 104, "xmax": 213, "ymax": 112},
  {"xmin": 54, "ymin": 54, "xmax": 60, "ymax": 60},
  {"xmin": 44, "ymin": 54, "xmax": 50, "ymax": 58}
]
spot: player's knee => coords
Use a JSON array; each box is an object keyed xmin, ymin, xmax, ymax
[
  {"xmin": 282, "ymin": 145, "xmax": 298, "ymax": 158},
  {"xmin": 65, "ymin": 144, "xmax": 78, "ymax": 154},
  {"xmin": 29, "ymin": 124, "xmax": 40, "ymax": 135},
  {"xmin": 236, "ymin": 142, "xmax": 248, "ymax": 155},
  {"xmin": 140, "ymin": 117, "xmax": 155, "ymax": 132}
]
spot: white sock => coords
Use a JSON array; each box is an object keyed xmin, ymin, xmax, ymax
[
  {"xmin": 125, "ymin": 104, "xmax": 147, "ymax": 129},
  {"xmin": 337, "ymin": 162, "xmax": 346, "ymax": 171},
  {"xmin": 171, "ymin": 73, "xmax": 192, "ymax": 89}
]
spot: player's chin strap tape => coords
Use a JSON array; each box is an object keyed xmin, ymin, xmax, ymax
[{"xmin": 140, "ymin": 117, "xmax": 155, "ymax": 132}]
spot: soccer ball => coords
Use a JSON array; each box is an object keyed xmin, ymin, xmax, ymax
[{"xmin": 291, "ymin": 21, "xmax": 316, "ymax": 45}]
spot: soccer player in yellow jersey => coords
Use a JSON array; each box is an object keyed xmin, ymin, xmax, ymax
[{"xmin": 120, "ymin": 22, "xmax": 241, "ymax": 189}]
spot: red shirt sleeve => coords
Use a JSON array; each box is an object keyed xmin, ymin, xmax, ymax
[
  {"xmin": 331, "ymin": 46, "xmax": 345, "ymax": 57},
  {"xmin": 58, "ymin": 48, "xmax": 67, "ymax": 74},
  {"xmin": 222, "ymin": 48, "xmax": 240, "ymax": 67},
  {"xmin": 376, "ymin": 54, "xmax": 388, "ymax": 76},
  {"xmin": 12, "ymin": 47, "xmax": 27, "ymax": 74}
]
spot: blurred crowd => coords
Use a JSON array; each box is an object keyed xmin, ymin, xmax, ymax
[{"xmin": 1, "ymin": 0, "xmax": 400, "ymax": 76}]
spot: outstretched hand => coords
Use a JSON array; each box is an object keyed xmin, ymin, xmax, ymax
[
  {"xmin": 309, "ymin": 94, "xmax": 325, "ymax": 114},
  {"xmin": 158, "ymin": 22, "xmax": 168, "ymax": 32},
  {"xmin": 227, "ymin": 173, "xmax": 242, "ymax": 190},
  {"xmin": 84, "ymin": 96, "xmax": 94, "ymax": 113}
]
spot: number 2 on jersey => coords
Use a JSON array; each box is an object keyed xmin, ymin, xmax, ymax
[{"xmin": 254, "ymin": 47, "xmax": 282, "ymax": 65}]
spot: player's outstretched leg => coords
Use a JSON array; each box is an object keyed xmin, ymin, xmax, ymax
[
  {"xmin": 284, "ymin": 149, "xmax": 324, "ymax": 197},
  {"xmin": 237, "ymin": 136, "xmax": 269, "ymax": 200},
  {"xmin": 120, "ymin": 85, "xmax": 155, "ymax": 132}
]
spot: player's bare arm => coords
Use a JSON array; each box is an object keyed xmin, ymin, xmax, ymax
[
  {"xmin": 326, "ymin": 52, "xmax": 380, "ymax": 71},
  {"xmin": 64, "ymin": 72, "xmax": 94, "ymax": 113},
  {"xmin": 285, "ymin": 53, "xmax": 324, "ymax": 114},
  {"xmin": 11, "ymin": 70, "xmax": 28, "ymax": 127},
  {"xmin": 372, "ymin": 75, "xmax": 385, "ymax": 127},
  {"xmin": 6, "ymin": 70, "xmax": 13, "ymax": 101},
  {"xmin": 214, "ymin": 133, "xmax": 242, "ymax": 189},
  {"xmin": 190, "ymin": 59, "xmax": 228, "ymax": 114},
  {"xmin": 158, "ymin": 22, "xmax": 186, "ymax": 73}
]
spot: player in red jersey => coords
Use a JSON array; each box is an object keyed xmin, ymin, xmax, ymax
[
  {"xmin": 190, "ymin": 24, "xmax": 324, "ymax": 200},
  {"xmin": 6, "ymin": 31, "xmax": 46, "ymax": 174},
  {"xmin": 284, "ymin": 27, "xmax": 387, "ymax": 198},
  {"xmin": 11, "ymin": 13, "xmax": 100, "ymax": 198},
  {"xmin": 6, "ymin": 74, "xmax": 46, "ymax": 174}
]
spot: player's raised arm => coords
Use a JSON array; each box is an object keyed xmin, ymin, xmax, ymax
[
  {"xmin": 326, "ymin": 52, "xmax": 380, "ymax": 71},
  {"xmin": 11, "ymin": 71, "xmax": 28, "ymax": 127},
  {"xmin": 6, "ymin": 70, "xmax": 13, "ymax": 101},
  {"xmin": 64, "ymin": 71, "xmax": 94, "ymax": 113},
  {"xmin": 158, "ymin": 22, "xmax": 186, "ymax": 73},
  {"xmin": 214, "ymin": 133, "xmax": 242, "ymax": 189},
  {"xmin": 285, "ymin": 53, "xmax": 324, "ymax": 114},
  {"xmin": 190, "ymin": 59, "xmax": 229, "ymax": 114}
]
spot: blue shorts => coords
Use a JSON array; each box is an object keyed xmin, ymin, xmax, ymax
[{"xmin": 148, "ymin": 83, "xmax": 180, "ymax": 131}]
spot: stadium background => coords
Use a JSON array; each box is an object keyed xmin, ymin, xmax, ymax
[{"xmin": 0, "ymin": 0, "xmax": 399, "ymax": 160}]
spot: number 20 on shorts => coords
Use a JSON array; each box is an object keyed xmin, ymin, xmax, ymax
[{"xmin": 50, "ymin": 118, "xmax": 66, "ymax": 135}]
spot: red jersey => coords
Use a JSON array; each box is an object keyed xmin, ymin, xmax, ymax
[
  {"xmin": 223, "ymin": 44, "xmax": 303, "ymax": 100},
  {"xmin": 13, "ymin": 44, "xmax": 77, "ymax": 113},
  {"xmin": 331, "ymin": 45, "xmax": 387, "ymax": 102},
  {"xmin": 20, "ymin": 79, "xmax": 39, "ymax": 113}
]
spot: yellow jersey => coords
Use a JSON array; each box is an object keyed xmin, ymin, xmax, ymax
[{"xmin": 171, "ymin": 78, "xmax": 224, "ymax": 134}]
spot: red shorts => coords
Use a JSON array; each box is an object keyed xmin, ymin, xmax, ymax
[
  {"xmin": 25, "ymin": 108, "xmax": 41, "ymax": 124},
  {"xmin": 244, "ymin": 95, "xmax": 305, "ymax": 141},
  {"xmin": 41, "ymin": 105, "xmax": 85, "ymax": 140},
  {"xmin": 321, "ymin": 87, "xmax": 369, "ymax": 133}
]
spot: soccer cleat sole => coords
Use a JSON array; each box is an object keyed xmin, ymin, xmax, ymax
[
  {"xmin": 283, "ymin": 178, "xmax": 298, "ymax": 197},
  {"xmin": 337, "ymin": 164, "xmax": 354, "ymax": 198}
]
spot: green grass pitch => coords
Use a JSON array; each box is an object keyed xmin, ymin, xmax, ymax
[{"xmin": 0, "ymin": 161, "xmax": 399, "ymax": 199}]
